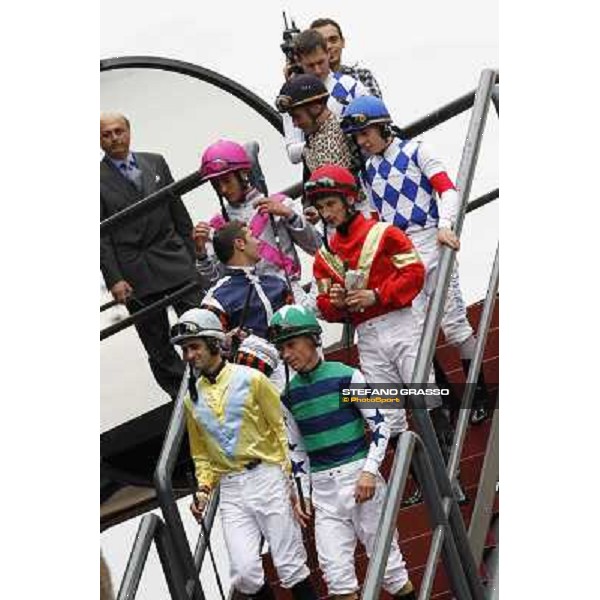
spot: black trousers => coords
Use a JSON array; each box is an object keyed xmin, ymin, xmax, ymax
[{"xmin": 127, "ymin": 284, "xmax": 202, "ymax": 399}]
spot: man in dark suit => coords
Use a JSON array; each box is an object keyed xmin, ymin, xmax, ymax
[{"xmin": 100, "ymin": 112, "xmax": 201, "ymax": 399}]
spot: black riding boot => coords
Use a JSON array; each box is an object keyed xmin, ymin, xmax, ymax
[
  {"xmin": 244, "ymin": 582, "xmax": 276, "ymax": 600},
  {"xmin": 429, "ymin": 407, "xmax": 468, "ymax": 505},
  {"xmin": 462, "ymin": 359, "xmax": 491, "ymax": 425},
  {"xmin": 290, "ymin": 576, "xmax": 318, "ymax": 600}
]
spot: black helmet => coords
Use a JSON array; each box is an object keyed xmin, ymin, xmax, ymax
[{"xmin": 276, "ymin": 74, "xmax": 329, "ymax": 113}]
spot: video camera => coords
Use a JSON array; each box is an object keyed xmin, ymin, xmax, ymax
[{"xmin": 280, "ymin": 11, "xmax": 303, "ymax": 77}]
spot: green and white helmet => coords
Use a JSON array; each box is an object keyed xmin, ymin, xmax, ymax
[{"xmin": 268, "ymin": 304, "xmax": 322, "ymax": 345}]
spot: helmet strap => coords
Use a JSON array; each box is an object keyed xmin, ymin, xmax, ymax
[
  {"xmin": 188, "ymin": 368, "xmax": 199, "ymax": 403},
  {"xmin": 216, "ymin": 191, "xmax": 230, "ymax": 222},
  {"xmin": 379, "ymin": 123, "xmax": 393, "ymax": 140},
  {"xmin": 284, "ymin": 362, "xmax": 291, "ymax": 405},
  {"xmin": 320, "ymin": 216, "xmax": 331, "ymax": 251}
]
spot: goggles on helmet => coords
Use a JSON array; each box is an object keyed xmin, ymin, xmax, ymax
[
  {"xmin": 170, "ymin": 321, "xmax": 224, "ymax": 341},
  {"xmin": 268, "ymin": 323, "xmax": 316, "ymax": 339},
  {"xmin": 340, "ymin": 112, "xmax": 390, "ymax": 133},
  {"xmin": 275, "ymin": 93, "xmax": 329, "ymax": 114},
  {"xmin": 170, "ymin": 321, "xmax": 204, "ymax": 339},
  {"xmin": 275, "ymin": 95, "xmax": 294, "ymax": 113},
  {"xmin": 200, "ymin": 157, "xmax": 248, "ymax": 177},
  {"xmin": 304, "ymin": 177, "xmax": 357, "ymax": 194},
  {"xmin": 341, "ymin": 113, "xmax": 369, "ymax": 128}
]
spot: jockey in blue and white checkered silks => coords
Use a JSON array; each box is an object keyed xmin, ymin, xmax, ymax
[{"xmin": 342, "ymin": 95, "xmax": 492, "ymax": 424}]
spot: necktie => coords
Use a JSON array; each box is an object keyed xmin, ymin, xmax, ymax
[{"xmin": 119, "ymin": 160, "xmax": 142, "ymax": 191}]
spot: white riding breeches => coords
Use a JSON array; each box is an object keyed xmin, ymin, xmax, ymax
[
  {"xmin": 311, "ymin": 460, "xmax": 409, "ymax": 596},
  {"xmin": 357, "ymin": 309, "xmax": 423, "ymax": 432},
  {"xmin": 219, "ymin": 463, "xmax": 309, "ymax": 594},
  {"xmin": 409, "ymin": 228, "xmax": 473, "ymax": 347}
]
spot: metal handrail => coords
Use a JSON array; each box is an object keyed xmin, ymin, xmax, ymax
[
  {"xmin": 193, "ymin": 487, "xmax": 221, "ymax": 573},
  {"xmin": 100, "ymin": 280, "xmax": 202, "ymax": 341},
  {"xmin": 448, "ymin": 247, "xmax": 499, "ymax": 482},
  {"xmin": 418, "ymin": 84, "xmax": 500, "ymax": 600},
  {"xmin": 467, "ymin": 408, "xmax": 499, "ymax": 567},
  {"xmin": 363, "ymin": 68, "xmax": 498, "ymax": 600},
  {"xmin": 115, "ymin": 438, "xmax": 221, "ymax": 600},
  {"xmin": 421, "ymin": 85, "xmax": 500, "ymax": 599},
  {"xmin": 419, "ymin": 247, "xmax": 499, "ymax": 599},
  {"xmin": 98, "ymin": 185, "xmax": 498, "ymax": 340},
  {"xmin": 101, "ymin": 171, "xmax": 204, "ymax": 236},
  {"xmin": 101, "ymin": 56, "xmax": 284, "ymax": 135},
  {"xmin": 154, "ymin": 366, "xmax": 206, "ymax": 599},
  {"xmin": 117, "ymin": 513, "xmax": 189, "ymax": 600},
  {"xmin": 362, "ymin": 432, "xmax": 472, "ymax": 599}
]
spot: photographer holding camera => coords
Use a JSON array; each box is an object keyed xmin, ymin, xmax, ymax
[{"xmin": 279, "ymin": 28, "xmax": 370, "ymax": 164}]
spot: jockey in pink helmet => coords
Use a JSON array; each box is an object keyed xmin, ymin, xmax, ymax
[
  {"xmin": 194, "ymin": 139, "xmax": 321, "ymax": 309},
  {"xmin": 199, "ymin": 139, "xmax": 253, "ymax": 215}
]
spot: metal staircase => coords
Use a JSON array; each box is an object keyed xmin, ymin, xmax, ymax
[{"xmin": 100, "ymin": 59, "xmax": 499, "ymax": 599}]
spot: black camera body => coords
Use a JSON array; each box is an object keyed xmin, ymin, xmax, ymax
[{"xmin": 280, "ymin": 12, "xmax": 303, "ymax": 76}]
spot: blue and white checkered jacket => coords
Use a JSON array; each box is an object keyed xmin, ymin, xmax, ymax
[{"xmin": 363, "ymin": 137, "xmax": 449, "ymax": 234}]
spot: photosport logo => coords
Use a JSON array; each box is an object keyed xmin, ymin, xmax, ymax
[{"xmin": 339, "ymin": 384, "xmax": 451, "ymax": 408}]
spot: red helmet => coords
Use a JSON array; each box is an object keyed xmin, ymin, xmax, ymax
[{"xmin": 304, "ymin": 164, "xmax": 358, "ymax": 203}]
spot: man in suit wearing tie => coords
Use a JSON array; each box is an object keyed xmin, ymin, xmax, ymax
[{"xmin": 100, "ymin": 112, "xmax": 201, "ymax": 399}]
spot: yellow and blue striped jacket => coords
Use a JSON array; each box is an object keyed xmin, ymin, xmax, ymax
[{"xmin": 185, "ymin": 362, "xmax": 290, "ymax": 489}]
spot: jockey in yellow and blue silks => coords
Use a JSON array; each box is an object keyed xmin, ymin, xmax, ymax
[{"xmin": 171, "ymin": 308, "xmax": 317, "ymax": 600}]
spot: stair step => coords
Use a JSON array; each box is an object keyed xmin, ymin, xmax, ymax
[
  {"xmin": 259, "ymin": 302, "xmax": 499, "ymax": 600},
  {"xmin": 438, "ymin": 326, "xmax": 499, "ymax": 363},
  {"xmin": 263, "ymin": 483, "xmax": 498, "ymax": 597}
]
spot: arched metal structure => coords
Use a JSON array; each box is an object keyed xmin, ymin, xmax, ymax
[{"xmin": 100, "ymin": 55, "xmax": 283, "ymax": 134}]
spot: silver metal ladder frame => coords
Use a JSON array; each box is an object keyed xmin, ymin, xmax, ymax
[
  {"xmin": 117, "ymin": 368, "xmax": 220, "ymax": 600},
  {"xmin": 362, "ymin": 68, "xmax": 499, "ymax": 600}
]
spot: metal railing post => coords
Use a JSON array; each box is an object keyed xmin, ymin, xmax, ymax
[
  {"xmin": 366, "ymin": 68, "xmax": 497, "ymax": 600},
  {"xmin": 117, "ymin": 514, "xmax": 189, "ymax": 600},
  {"xmin": 154, "ymin": 517, "xmax": 192, "ymax": 600},
  {"xmin": 447, "ymin": 246, "xmax": 499, "ymax": 482},
  {"xmin": 414, "ymin": 246, "xmax": 500, "ymax": 598},
  {"xmin": 362, "ymin": 434, "xmax": 472, "ymax": 600},
  {"xmin": 117, "ymin": 514, "xmax": 159, "ymax": 600},
  {"xmin": 194, "ymin": 487, "xmax": 221, "ymax": 572},
  {"xmin": 101, "ymin": 171, "xmax": 205, "ymax": 236},
  {"xmin": 154, "ymin": 366, "xmax": 205, "ymax": 600},
  {"xmin": 361, "ymin": 433, "xmax": 416, "ymax": 597},
  {"xmin": 468, "ymin": 408, "xmax": 499, "ymax": 566},
  {"xmin": 409, "ymin": 68, "xmax": 497, "ymax": 600},
  {"xmin": 412, "ymin": 443, "xmax": 472, "ymax": 600}
]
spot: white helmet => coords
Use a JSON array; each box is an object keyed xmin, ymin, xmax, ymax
[{"xmin": 170, "ymin": 308, "xmax": 226, "ymax": 345}]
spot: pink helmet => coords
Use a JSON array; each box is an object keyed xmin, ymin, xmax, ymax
[{"xmin": 199, "ymin": 139, "xmax": 252, "ymax": 181}]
